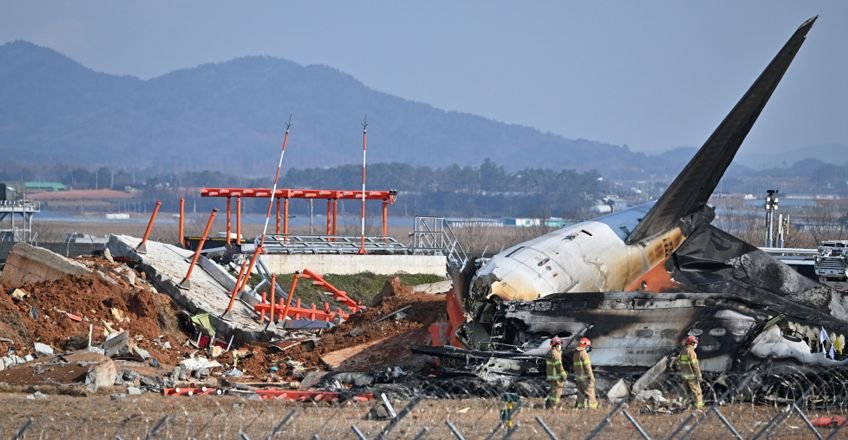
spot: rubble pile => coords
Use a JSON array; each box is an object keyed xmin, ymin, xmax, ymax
[
  {"xmin": 227, "ymin": 277, "xmax": 447, "ymax": 379},
  {"xmin": 0, "ymin": 272, "xmax": 190, "ymax": 366},
  {"xmin": 0, "ymin": 239, "xmax": 452, "ymax": 398}
]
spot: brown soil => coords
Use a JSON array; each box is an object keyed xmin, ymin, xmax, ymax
[
  {"xmin": 224, "ymin": 277, "xmax": 446, "ymax": 379},
  {"xmin": 0, "ymin": 270, "xmax": 191, "ymax": 366}
]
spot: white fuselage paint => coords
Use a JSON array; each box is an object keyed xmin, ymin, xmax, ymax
[{"xmin": 471, "ymin": 212, "xmax": 682, "ymax": 302}]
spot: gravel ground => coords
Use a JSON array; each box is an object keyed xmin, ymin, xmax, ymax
[{"xmin": 0, "ymin": 393, "xmax": 845, "ymax": 439}]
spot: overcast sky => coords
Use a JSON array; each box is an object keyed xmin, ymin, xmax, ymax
[{"xmin": 1, "ymin": 1, "xmax": 846, "ymax": 154}]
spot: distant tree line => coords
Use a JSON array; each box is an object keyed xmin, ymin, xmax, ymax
[{"xmin": 2, "ymin": 159, "xmax": 607, "ymax": 219}]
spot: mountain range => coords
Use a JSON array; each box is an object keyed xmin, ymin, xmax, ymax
[{"xmin": 0, "ymin": 41, "xmax": 843, "ymax": 178}]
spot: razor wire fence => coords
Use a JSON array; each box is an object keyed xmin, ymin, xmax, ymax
[{"xmin": 2, "ymin": 369, "xmax": 848, "ymax": 439}]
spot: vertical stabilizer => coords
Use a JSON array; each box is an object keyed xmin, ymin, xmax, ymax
[{"xmin": 626, "ymin": 17, "xmax": 817, "ymax": 245}]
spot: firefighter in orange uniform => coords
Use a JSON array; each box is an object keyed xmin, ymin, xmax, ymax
[
  {"xmin": 679, "ymin": 335, "xmax": 704, "ymax": 409},
  {"xmin": 545, "ymin": 336, "xmax": 567, "ymax": 409},
  {"xmin": 573, "ymin": 337, "xmax": 598, "ymax": 409}
]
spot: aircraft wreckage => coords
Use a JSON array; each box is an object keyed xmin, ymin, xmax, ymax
[{"xmin": 418, "ymin": 17, "xmax": 848, "ymax": 389}]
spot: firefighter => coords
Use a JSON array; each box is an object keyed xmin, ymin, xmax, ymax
[
  {"xmin": 573, "ymin": 337, "xmax": 598, "ymax": 409},
  {"xmin": 679, "ymin": 335, "xmax": 704, "ymax": 409},
  {"xmin": 545, "ymin": 336, "xmax": 567, "ymax": 409}
]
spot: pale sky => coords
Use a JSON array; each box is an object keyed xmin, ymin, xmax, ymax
[{"xmin": 1, "ymin": 1, "xmax": 846, "ymax": 154}]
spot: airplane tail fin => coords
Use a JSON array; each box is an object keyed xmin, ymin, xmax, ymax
[{"xmin": 625, "ymin": 16, "xmax": 817, "ymax": 245}]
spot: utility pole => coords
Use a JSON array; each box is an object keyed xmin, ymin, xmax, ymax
[{"xmin": 764, "ymin": 189, "xmax": 779, "ymax": 247}]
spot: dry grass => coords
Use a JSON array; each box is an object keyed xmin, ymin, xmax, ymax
[{"xmin": 0, "ymin": 393, "xmax": 841, "ymax": 439}]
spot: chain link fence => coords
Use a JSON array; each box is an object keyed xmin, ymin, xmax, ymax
[{"xmin": 3, "ymin": 367, "xmax": 848, "ymax": 439}]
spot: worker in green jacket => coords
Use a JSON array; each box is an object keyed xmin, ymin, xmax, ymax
[
  {"xmin": 545, "ymin": 336, "xmax": 566, "ymax": 409},
  {"xmin": 573, "ymin": 337, "xmax": 598, "ymax": 409},
  {"xmin": 679, "ymin": 335, "xmax": 704, "ymax": 409}
]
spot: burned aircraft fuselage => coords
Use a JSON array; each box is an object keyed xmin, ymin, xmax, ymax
[{"xmin": 451, "ymin": 17, "xmax": 848, "ymax": 376}]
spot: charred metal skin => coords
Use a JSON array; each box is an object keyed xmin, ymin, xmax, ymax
[{"xmin": 449, "ymin": 18, "xmax": 848, "ymax": 380}]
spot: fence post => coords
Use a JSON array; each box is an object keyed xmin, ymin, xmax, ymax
[
  {"xmin": 751, "ymin": 387, "xmax": 812, "ymax": 440},
  {"xmin": 266, "ymin": 409, "xmax": 297, "ymax": 440},
  {"xmin": 136, "ymin": 200, "xmax": 161, "ymax": 254},
  {"xmin": 376, "ymin": 395, "xmax": 424, "ymax": 440},
  {"xmin": 586, "ymin": 400, "xmax": 627, "ymax": 440},
  {"xmin": 12, "ymin": 417, "xmax": 32, "ymax": 440},
  {"xmin": 445, "ymin": 420, "xmax": 466, "ymax": 440},
  {"xmin": 535, "ymin": 416, "xmax": 559, "ymax": 440}
]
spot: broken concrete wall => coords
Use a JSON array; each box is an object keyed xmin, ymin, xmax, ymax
[
  {"xmin": 107, "ymin": 235, "xmax": 271, "ymax": 344},
  {"xmin": 0, "ymin": 242, "xmax": 92, "ymax": 286}
]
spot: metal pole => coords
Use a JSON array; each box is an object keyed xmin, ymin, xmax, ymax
[
  {"xmin": 179, "ymin": 208, "xmax": 217, "ymax": 289},
  {"xmin": 382, "ymin": 201, "xmax": 388, "ymax": 241},
  {"xmin": 280, "ymin": 271, "xmax": 300, "ymax": 324},
  {"xmin": 587, "ymin": 400, "xmax": 627, "ymax": 440},
  {"xmin": 236, "ymin": 196, "xmax": 242, "ymax": 245},
  {"xmin": 621, "ymin": 410, "xmax": 652, "ymax": 440},
  {"xmin": 226, "ymin": 196, "xmax": 232, "ymax": 246},
  {"xmin": 258, "ymin": 118, "xmax": 292, "ymax": 248},
  {"xmin": 359, "ymin": 116, "xmax": 368, "ymax": 255},
  {"xmin": 223, "ymin": 246, "xmax": 262, "ymax": 315},
  {"xmin": 136, "ymin": 200, "xmax": 162, "ymax": 254},
  {"xmin": 376, "ymin": 395, "xmax": 424, "ymax": 440},
  {"xmin": 535, "ymin": 416, "xmax": 559, "ymax": 440},
  {"xmin": 266, "ymin": 409, "xmax": 297, "ymax": 440},
  {"xmin": 179, "ymin": 197, "xmax": 185, "ymax": 248},
  {"xmin": 326, "ymin": 199, "xmax": 332, "ymax": 236},
  {"xmin": 332, "ymin": 199, "xmax": 338, "ymax": 239},
  {"xmin": 793, "ymin": 403, "xmax": 823, "ymax": 439},
  {"xmin": 269, "ymin": 274, "xmax": 276, "ymax": 324},
  {"xmin": 711, "ymin": 407, "xmax": 743, "ymax": 440},
  {"xmin": 445, "ymin": 420, "xmax": 466, "ymax": 440},
  {"xmin": 275, "ymin": 198, "xmax": 281, "ymax": 235},
  {"xmin": 283, "ymin": 198, "xmax": 289, "ymax": 236}
]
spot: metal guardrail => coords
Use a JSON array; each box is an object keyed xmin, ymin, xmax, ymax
[
  {"xmin": 413, "ymin": 217, "xmax": 468, "ymax": 268},
  {"xmin": 257, "ymin": 218, "xmax": 469, "ymax": 265},
  {"xmin": 0, "ymin": 200, "xmax": 41, "ymax": 212},
  {"xmin": 260, "ymin": 234, "xmax": 409, "ymax": 255}
]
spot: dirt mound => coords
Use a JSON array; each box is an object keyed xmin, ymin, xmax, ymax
[
  {"xmin": 229, "ymin": 277, "xmax": 446, "ymax": 379},
  {"xmin": 0, "ymin": 272, "xmax": 191, "ymax": 365}
]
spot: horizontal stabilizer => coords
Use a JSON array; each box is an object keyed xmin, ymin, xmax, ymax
[{"xmin": 626, "ymin": 16, "xmax": 817, "ymax": 245}]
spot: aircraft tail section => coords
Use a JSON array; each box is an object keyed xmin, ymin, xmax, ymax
[{"xmin": 625, "ymin": 16, "xmax": 817, "ymax": 245}]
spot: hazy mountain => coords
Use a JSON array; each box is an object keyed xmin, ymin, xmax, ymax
[
  {"xmin": 735, "ymin": 143, "xmax": 848, "ymax": 170},
  {"xmin": 0, "ymin": 41, "xmax": 661, "ymax": 176},
  {"xmin": 1, "ymin": 41, "xmax": 842, "ymax": 179}
]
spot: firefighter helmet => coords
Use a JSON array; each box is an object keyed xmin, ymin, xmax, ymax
[
  {"xmin": 578, "ymin": 337, "xmax": 592, "ymax": 348},
  {"xmin": 686, "ymin": 335, "xmax": 699, "ymax": 346},
  {"xmin": 550, "ymin": 336, "xmax": 561, "ymax": 347}
]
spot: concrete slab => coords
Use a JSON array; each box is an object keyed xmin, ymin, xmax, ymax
[
  {"xmin": 413, "ymin": 279, "xmax": 452, "ymax": 295},
  {"xmin": 0, "ymin": 242, "xmax": 92, "ymax": 286},
  {"xmin": 107, "ymin": 235, "xmax": 271, "ymax": 343}
]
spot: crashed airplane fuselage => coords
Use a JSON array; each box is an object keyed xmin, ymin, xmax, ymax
[{"xmin": 452, "ymin": 16, "xmax": 848, "ymax": 374}]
